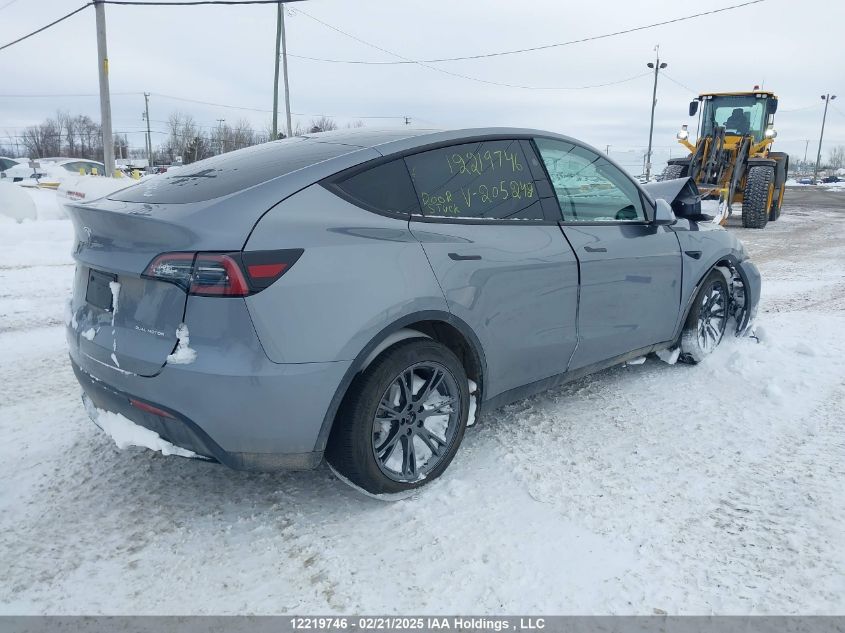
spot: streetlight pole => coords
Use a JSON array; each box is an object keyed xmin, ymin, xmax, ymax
[
  {"xmin": 644, "ymin": 45, "xmax": 667, "ymax": 182},
  {"xmin": 94, "ymin": 1, "xmax": 114, "ymax": 177},
  {"xmin": 813, "ymin": 94, "xmax": 836, "ymax": 184}
]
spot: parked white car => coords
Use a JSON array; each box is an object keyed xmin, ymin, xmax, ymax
[
  {"xmin": 2, "ymin": 158, "xmax": 106, "ymax": 186},
  {"xmin": 0, "ymin": 156, "xmax": 25, "ymax": 179}
]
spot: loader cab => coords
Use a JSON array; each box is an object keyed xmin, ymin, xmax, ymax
[{"xmin": 693, "ymin": 92, "xmax": 778, "ymax": 143}]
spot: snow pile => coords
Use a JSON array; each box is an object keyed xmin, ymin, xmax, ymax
[
  {"xmin": 0, "ymin": 183, "xmax": 67, "ymax": 221},
  {"xmin": 0, "ymin": 181, "xmax": 37, "ymax": 222},
  {"xmin": 166, "ymin": 323, "xmax": 197, "ymax": 365},
  {"xmin": 84, "ymin": 397, "xmax": 197, "ymax": 458}
]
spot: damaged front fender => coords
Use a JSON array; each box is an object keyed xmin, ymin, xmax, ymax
[{"xmin": 733, "ymin": 258, "xmax": 761, "ymax": 336}]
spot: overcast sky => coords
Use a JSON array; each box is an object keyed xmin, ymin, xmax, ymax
[{"xmin": 1, "ymin": 0, "xmax": 843, "ymax": 167}]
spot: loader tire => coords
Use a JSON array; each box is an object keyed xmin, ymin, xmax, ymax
[
  {"xmin": 660, "ymin": 164, "xmax": 688, "ymax": 181},
  {"xmin": 768, "ymin": 152, "xmax": 788, "ymax": 222},
  {"xmin": 742, "ymin": 165, "xmax": 775, "ymax": 229}
]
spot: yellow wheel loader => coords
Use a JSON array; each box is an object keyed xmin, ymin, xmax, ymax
[{"xmin": 663, "ymin": 89, "xmax": 788, "ymax": 228}]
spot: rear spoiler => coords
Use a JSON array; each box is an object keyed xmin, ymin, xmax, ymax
[{"xmin": 642, "ymin": 177, "xmax": 710, "ymax": 221}]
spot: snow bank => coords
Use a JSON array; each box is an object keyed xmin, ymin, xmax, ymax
[{"xmin": 0, "ymin": 181, "xmax": 37, "ymax": 221}]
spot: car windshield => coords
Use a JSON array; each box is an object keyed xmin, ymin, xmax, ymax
[{"xmin": 700, "ymin": 95, "xmax": 769, "ymax": 142}]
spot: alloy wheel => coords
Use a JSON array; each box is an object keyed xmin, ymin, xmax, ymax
[
  {"xmin": 371, "ymin": 362, "xmax": 461, "ymax": 483},
  {"xmin": 696, "ymin": 282, "xmax": 728, "ymax": 353}
]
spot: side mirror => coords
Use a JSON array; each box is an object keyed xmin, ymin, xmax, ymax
[
  {"xmin": 689, "ymin": 100, "xmax": 699, "ymax": 117},
  {"xmin": 653, "ymin": 199, "xmax": 677, "ymax": 225},
  {"xmin": 768, "ymin": 98, "xmax": 778, "ymax": 115}
]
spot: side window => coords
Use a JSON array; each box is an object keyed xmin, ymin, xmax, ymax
[
  {"xmin": 404, "ymin": 139, "xmax": 543, "ymax": 220},
  {"xmin": 333, "ymin": 158, "xmax": 419, "ymax": 217},
  {"xmin": 534, "ymin": 138, "xmax": 646, "ymax": 223}
]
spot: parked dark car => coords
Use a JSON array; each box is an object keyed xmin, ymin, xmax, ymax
[{"xmin": 65, "ymin": 128, "xmax": 760, "ymax": 495}]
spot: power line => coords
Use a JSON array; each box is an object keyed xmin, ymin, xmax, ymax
[
  {"xmin": 101, "ymin": 0, "xmax": 301, "ymax": 4},
  {"xmin": 292, "ymin": 7, "xmax": 651, "ymax": 90},
  {"xmin": 661, "ymin": 72, "xmax": 697, "ymax": 95},
  {"xmin": 779, "ymin": 102, "xmax": 823, "ymax": 113},
  {"xmin": 0, "ymin": 3, "xmax": 92, "ymax": 52},
  {"xmin": 0, "ymin": 92, "xmax": 141, "ymax": 98},
  {"xmin": 290, "ymin": 0, "xmax": 767, "ymax": 65},
  {"xmin": 0, "ymin": 0, "xmax": 23, "ymax": 12},
  {"xmin": 149, "ymin": 92, "xmax": 408, "ymax": 118},
  {"xmin": 0, "ymin": 91, "xmax": 410, "ymax": 121}
]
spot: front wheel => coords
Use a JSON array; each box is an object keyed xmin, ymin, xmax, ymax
[
  {"xmin": 680, "ymin": 270, "xmax": 730, "ymax": 364},
  {"xmin": 742, "ymin": 165, "xmax": 775, "ymax": 229},
  {"xmin": 326, "ymin": 339, "xmax": 469, "ymax": 496}
]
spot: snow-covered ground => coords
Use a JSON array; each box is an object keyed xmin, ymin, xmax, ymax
[{"xmin": 1, "ymin": 188, "xmax": 844, "ymax": 614}]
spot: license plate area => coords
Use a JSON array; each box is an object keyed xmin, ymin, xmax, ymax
[{"xmin": 86, "ymin": 269, "xmax": 117, "ymax": 311}]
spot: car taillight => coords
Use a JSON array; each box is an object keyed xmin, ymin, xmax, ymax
[{"xmin": 143, "ymin": 249, "xmax": 302, "ymax": 296}]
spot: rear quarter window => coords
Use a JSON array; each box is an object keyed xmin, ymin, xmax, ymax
[
  {"xmin": 110, "ymin": 139, "xmax": 359, "ymax": 204},
  {"xmin": 330, "ymin": 159, "xmax": 419, "ymax": 217}
]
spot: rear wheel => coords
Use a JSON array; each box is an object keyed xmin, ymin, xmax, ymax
[
  {"xmin": 742, "ymin": 165, "xmax": 775, "ymax": 229},
  {"xmin": 679, "ymin": 270, "xmax": 729, "ymax": 364},
  {"xmin": 661, "ymin": 163, "xmax": 688, "ymax": 181},
  {"xmin": 326, "ymin": 339, "xmax": 469, "ymax": 495}
]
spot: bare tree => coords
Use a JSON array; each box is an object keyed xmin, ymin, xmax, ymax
[
  {"xmin": 829, "ymin": 145, "xmax": 845, "ymax": 170},
  {"xmin": 308, "ymin": 116, "xmax": 337, "ymax": 133}
]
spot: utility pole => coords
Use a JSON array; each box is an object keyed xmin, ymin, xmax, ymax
[
  {"xmin": 813, "ymin": 94, "xmax": 836, "ymax": 184},
  {"xmin": 94, "ymin": 1, "xmax": 114, "ymax": 177},
  {"xmin": 803, "ymin": 139, "xmax": 809, "ymax": 166},
  {"xmin": 280, "ymin": 4, "xmax": 292, "ymax": 138},
  {"xmin": 272, "ymin": 3, "xmax": 281, "ymax": 139},
  {"xmin": 404, "ymin": 116, "xmax": 411, "ymax": 126},
  {"xmin": 644, "ymin": 45, "xmax": 667, "ymax": 182},
  {"xmin": 216, "ymin": 118, "xmax": 226, "ymax": 154},
  {"xmin": 605, "ymin": 144, "xmax": 610, "ymax": 155},
  {"xmin": 272, "ymin": 3, "xmax": 293, "ymax": 139},
  {"xmin": 143, "ymin": 92, "xmax": 152, "ymax": 172}
]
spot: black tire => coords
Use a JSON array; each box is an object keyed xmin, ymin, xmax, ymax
[
  {"xmin": 768, "ymin": 152, "xmax": 788, "ymax": 222},
  {"xmin": 660, "ymin": 163, "xmax": 688, "ymax": 181},
  {"xmin": 326, "ymin": 339, "xmax": 469, "ymax": 495},
  {"xmin": 679, "ymin": 270, "xmax": 730, "ymax": 365},
  {"xmin": 742, "ymin": 165, "xmax": 775, "ymax": 229}
]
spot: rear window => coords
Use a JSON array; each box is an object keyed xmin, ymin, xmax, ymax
[
  {"xmin": 332, "ymin": 159, "xmax": 419, "ymax": 217},
  {"xmin": 111, "ymin": 138, "xmax": 357, "ymax": 204}
]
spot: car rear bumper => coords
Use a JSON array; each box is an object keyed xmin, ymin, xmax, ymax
[{"xmin": 69, "ymin": 337, "xmax": 352, "ymax": 472}]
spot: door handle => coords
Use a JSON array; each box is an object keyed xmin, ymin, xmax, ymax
[
  {"xmin": 583, "ymin": 246, "xmax": 607, "ymax": 253},
  {"xmin": 448, "ymin": 253, "xmax": 482, "ymax": 261},
  {"xmin": 684, "ymin": 250, "xmax": 703, "ymax": 259}
]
